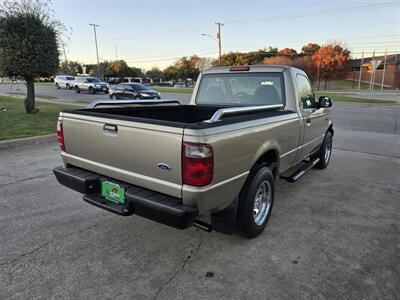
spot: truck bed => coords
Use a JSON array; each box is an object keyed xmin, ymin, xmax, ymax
[{"xmin": 64, "ymin": 105, "xmax": 293, "ymax": 129}]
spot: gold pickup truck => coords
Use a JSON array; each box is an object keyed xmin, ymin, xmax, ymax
[{"xmin": 54, "ymin": 65, "xmax": 333, "ymax": 238}]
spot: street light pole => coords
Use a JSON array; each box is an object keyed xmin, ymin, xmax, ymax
[
  {"xmin": 201, "ymin": 22, "xmax": 224, "ymax": 66},
  {"xmin": 89, "ymin": 23, "xmax": 101, "ymax": 78},
  {"xmin": 215, "ymin": 22, "xmax": 224, "ymax": 66}
]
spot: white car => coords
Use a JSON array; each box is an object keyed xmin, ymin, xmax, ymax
[
  {"xmin": 55, "ymin": 75, "xmax": 75, "ymax": 90},
  {"xmin": 74, "ymin": 77, "xmax": 109, "ymax": 94},
  {"xmin": 173, "ymin": 83, "xmax": 186, "ymax": 88}
]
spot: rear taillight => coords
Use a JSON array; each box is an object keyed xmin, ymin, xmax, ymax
[
  {"xmin": 57, "ymin": 120, "xmax": 66, "ymax": 151},
  {"xmin": 182, "ymin": 142, "xmax": 213, "ymax": 187}
]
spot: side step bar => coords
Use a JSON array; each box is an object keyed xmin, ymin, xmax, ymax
[{"xmin": 281, "ymin": 158, "xmax": 320, "ymax": 183}]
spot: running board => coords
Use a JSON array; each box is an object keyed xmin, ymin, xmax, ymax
[{"xmin": 281, "ymin": 158, "xmax": 320, "ymax": 183}]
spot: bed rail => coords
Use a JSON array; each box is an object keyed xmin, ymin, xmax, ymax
[
  {"xmin": 87, "ymin": 99, "xmax": 182, "ymax": 108},
  {"xmin": 203, "ymin": 104, "xmax": 284, "ymax": 123}
]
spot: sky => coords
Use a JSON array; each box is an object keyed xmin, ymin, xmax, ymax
[{"xmin": 52, "ymin": 0, "xmax": 400, "ymax": 70}]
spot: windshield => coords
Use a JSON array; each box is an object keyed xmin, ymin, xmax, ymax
[
  {"xmin": 131, "ymin": 83, "xmax": 148, "ymax": 91},
  {"xmin": 196, "ymin": 73, "xmax": 285, "ymax": 106},
  {"xmin": 86, "ymin": 77, "xmax": 100, "ymax": 83},
  {"xmin": 66, "ymin": 76, "xmax": 75, "ymax": 80}
]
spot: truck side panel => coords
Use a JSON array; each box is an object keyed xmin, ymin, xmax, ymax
[{"xmin": 182, "ymin": 113, "xmax": 301, "ymax": 213}]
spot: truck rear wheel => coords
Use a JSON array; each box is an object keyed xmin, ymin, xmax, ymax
[
  {"xmin": 237, "ymin": 166, "xmax": 274, "ymax": 238},
  {"xmin": 314, "ymin": 131, "xmax": 333, "ymax": 169},
  {"xmin": 75, "ymin": 86, "xmax": 80, "ymax": 93}
]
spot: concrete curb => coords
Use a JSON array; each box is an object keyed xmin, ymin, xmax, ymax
[
  {"xmin": 0, "ymin": 134, "xmax": 57, "ymax": 150},
  {"xmin": 0, "ymin": 93, "xmax": 86, "ymax": 107}
]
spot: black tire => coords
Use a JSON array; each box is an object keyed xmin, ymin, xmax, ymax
[
  {"xmin": 314, "ymin": 131, "xmax": 333, "ymax": 169},
  {"xmin": 55, "ymin": 83, "xmax": 60, "ymax": 89},
  {"xmin": 89, "ymin": 86, "xmax": 95, "ymax": 94},
  {"xmin": 237, "ymin": 166, "xmax": 275, "ymax": 238},
  {"xmin": 66, "ymin": 83, "xmax": 70, "ymax": 90},
  {"xmin": 75, "ymin": 86, "xmax": 80, "ymax": 93},
  {"xmin": 111, "ymin": 94, "xmax": 118, "ymax": 100}
]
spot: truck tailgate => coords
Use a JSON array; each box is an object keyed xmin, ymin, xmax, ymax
[{"xmin": 60, "ymin": 113, "xmax": 183, "ymax": 198}]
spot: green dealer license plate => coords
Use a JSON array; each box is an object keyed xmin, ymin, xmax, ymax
[{"xmin": 101, "ymin": 181, "xmax": 125, "ymax": 204}]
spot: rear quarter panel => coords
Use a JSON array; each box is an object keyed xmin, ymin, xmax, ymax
[{"xmin": 182, "ymin": 113, "xmax": 300, "ymax": 214}]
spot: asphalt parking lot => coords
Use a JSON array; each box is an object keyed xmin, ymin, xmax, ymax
[{"xmin": 0, "ymin": 88, "xmax": 399, "ymax": 299}]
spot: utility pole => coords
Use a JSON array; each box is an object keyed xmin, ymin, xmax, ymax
[
  {"xmin": 61, "ymin": 42, "xmax": 70, "ymax": 73},
  {"xmin": 215, "ymin": 22, "xmax": 224, "ymax": 66},
  {"xmin": 114, "ymin": 44, "xmax": 118, "ymax": 60},
  {"xmin": 89, "ymin": 23, "xmax": 101, "ymax": 78}
]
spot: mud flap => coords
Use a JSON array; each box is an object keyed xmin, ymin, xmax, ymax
[{"xmin": 211, "ymin": 197, "xmax": 238, "ymax": 235}]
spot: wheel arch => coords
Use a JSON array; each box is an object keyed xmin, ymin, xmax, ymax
[
  {"xmin": 327, "ymin": 124, "xmax": 334, "ymax": 136},
  {"xmin": 253, "ymin": 148, "xmax": 280, "ymax": 178}
]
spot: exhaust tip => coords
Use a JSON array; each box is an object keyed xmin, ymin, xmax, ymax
[{"xmin": 193, "ymin": 220, "xmax": 212, "ymax": 232}]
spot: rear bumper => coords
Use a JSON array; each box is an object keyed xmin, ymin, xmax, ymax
[
  {"xmin": 53, "ymin": 166, "xmax": 198, "ymax": 229},
  {"xmin": 94, "ymin": 87, "xmax": 108, "ymax": 92}
]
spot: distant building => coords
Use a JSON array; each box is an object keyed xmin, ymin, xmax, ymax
[{"xmin": 345, "ymin": 54, "xmax": 400, "ymax": 88}]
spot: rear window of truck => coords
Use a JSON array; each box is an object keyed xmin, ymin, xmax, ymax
[{"xmin": 196, "ymin": 73, "xmax": 285, "ymax": 106}]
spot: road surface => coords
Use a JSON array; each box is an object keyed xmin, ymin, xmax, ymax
[{"xmin": 0, "ymin": 85, "xmax": 399, "ymax": 299}]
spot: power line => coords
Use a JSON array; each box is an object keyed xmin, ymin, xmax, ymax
[{"xmin": 227, "ymin": 1, "xmax": 398, "ymax": 24}]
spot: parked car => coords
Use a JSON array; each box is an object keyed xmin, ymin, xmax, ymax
[
  {"xmin": 109, "ymin": 83, "xmax": 161, "ymax": 100},
  {"xmin": 74, "ymin": 77, "xmax": 109, "ymax": 94},
  {"xmin": 173, "ymin": 83, "xmax": 186, "ymax": 88},
  {"xmin": 54, "ymin": 65, "xmax": 333, "ymax": 238},
  {"xmin": 55, "ymin": 75, "xmax": 75, "ymax": 90}
]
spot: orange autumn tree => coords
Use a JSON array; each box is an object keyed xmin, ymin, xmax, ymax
[
  {"xmin": 278, "ymin": 48, "xmax": 297, "ymax": 57},
  {"xmin": 311, "ymin": 44, "xmax": 350, "ymax": 89}
]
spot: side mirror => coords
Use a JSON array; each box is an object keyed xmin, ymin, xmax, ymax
[{"xmin": 318, "ymin": 96, "xmax": 332, "ymax": 108}]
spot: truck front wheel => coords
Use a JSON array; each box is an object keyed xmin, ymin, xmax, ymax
[{"xmin": 237, "ymin": 166, "xmax": 275, "ymax": 238}]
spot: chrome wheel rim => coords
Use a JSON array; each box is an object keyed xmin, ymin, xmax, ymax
[
  {"xmin": 324, "ymin": 138, "xmax": 332, "ymax": 163},
  {"xmin": 253, "ymin": 180, "xmax": 272, "ymax": 225}
]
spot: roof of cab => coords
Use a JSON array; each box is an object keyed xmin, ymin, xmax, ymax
[{"xmin": 202, "ymin": 64, "xmax": 297, "ymax": 74}]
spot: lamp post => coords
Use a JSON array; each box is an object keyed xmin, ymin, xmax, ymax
[
  {"xmin": 89, "ymin": 23, "xmax": 101, "ymax": 78},
  {"xmin": 201, "ymin": 22, "xmax": 224, "ymax": 66}
]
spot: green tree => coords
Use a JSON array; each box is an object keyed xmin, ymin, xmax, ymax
[
  {"xmin": 107, "ymin": 60, "xmax": 131, "ymax": 78},
  {"xmin": 59, "ymin": 60, "xmax": 83, "ymax": 76},
  {"xmin": 163, "ymin": 65, "xmax": 179, "ymax": 81},
  {"xmin": 301, "ymin": 43, "xmax": 321, "ymax": 55},
  {"xmin": 267, "ymin": 46, "xmax": 279, "ymax": 54},
  {"xmin": 162, "ymin": 55, "xmax": 203, "ymax": 81},
  {"xmin": 146, "ymin": 67, "xmax": 163, "ymax": 81},
  {"xmin": 0, "ymin": 0, "xmax": 61, "ymax": 113},
  {"xmin": 219, "ymin": 51, "xmax": 265, "ymax": 66}
]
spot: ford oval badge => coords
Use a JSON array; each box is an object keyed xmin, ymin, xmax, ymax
[{"xmin": 157, "ymin": 163, "xmax": 172, "ymax": 172}]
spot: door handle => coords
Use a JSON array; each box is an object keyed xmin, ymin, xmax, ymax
[
  {"xmin": 103, "ymin": 124, "xmax": 118, "ymax": 133},
  {"xmin": 306, "ymin": 118, "xmax": 311, "ymax": 126}
]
